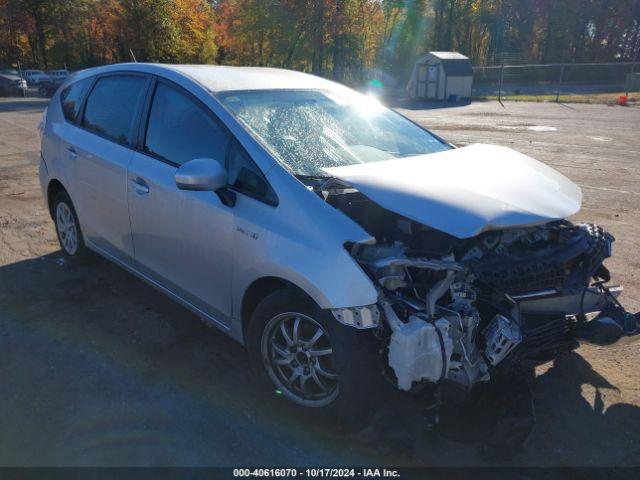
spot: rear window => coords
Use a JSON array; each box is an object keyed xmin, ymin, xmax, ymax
[
  {"xmin": 60, "ymin": 78, "xmax": 93, "ymax": 123},
  {"xmin": 82, "ymin": 75, "xmax": 148, "ymax": 146}
]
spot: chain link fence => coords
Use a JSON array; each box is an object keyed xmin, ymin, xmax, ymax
[
  {"xmin": 4, "ymin": 60, "xmax": 638, "ymax": 104},
  {"xmin": 325, "ymin": 62, "xmax": 640, "ymax": 104},
  {"xmin": 473, "ymin": 62, "xmax": 640, "ymax": 103}
]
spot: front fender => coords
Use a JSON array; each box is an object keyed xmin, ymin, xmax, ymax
[
  {"xmin": 232, "ymin": 216, "xmax": 378, "ymax": 311},
  {"xmin": 230, "ymin": 158, "xmax": 380, "ymax": 336}
]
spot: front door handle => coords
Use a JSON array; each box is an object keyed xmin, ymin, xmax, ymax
[
  {"xmin": 67, "ymin": 146, "xmax": 77, "ymax": 160},
  {"xmin": 129, "ymin": 177, "xmax": 149, "ymax": 195}
]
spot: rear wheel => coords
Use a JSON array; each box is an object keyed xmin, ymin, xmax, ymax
[
  {"xmin": 52, "ymin": 190, "xmax": 90, "ymax": 263},
  {"xmin": 247, "ymin": 288, "xmax": 380, "ymax": 429}
]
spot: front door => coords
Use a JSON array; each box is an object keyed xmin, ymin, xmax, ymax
[{"xmin": 127, "ymin": 80, "xmax": 235, "ymax": 325}]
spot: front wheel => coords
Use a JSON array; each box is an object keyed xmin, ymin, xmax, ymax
[
  {"xmin": 261, "ymin": 311, "xmax": 340, "ymax": 407},
  {"xmin": 247, "ymin": 288, "xmax": 380, "ymax": 429}
]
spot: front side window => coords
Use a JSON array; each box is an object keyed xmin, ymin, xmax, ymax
[
  {"xmin": 220, "ymin": 89, "xmax": 449, "ymax": 177},
  {"xmin": 82, "ymin": 75, "xmax": 148, "ymax": 145},
  {"xmin": 228, "ymin": 140, "xmax": 277, "ymax": 205},
  {"xmin": 60, "ymin": 77, "xmax": 93, "ymax": 123},
  {"xmin": 144, "ymin": 83, "xmax": 229, "ymax": 166}
]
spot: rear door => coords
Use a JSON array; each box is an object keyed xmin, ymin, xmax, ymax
[
  {"xmin": 67, "ymin": 73, "xmax": 150, "ymax": 264},
  {"xmin": 127, "ymin": 79, "xmax": 235, "ymax": 325}
]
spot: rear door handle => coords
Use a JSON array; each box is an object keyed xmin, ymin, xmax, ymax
[
  {"xmin": 67, "ymin": 146, "xmax": 77, "ymax": 160},
  {"xmin": 129, "ymin": 177, "xmax": 150, "ymax": 195}
]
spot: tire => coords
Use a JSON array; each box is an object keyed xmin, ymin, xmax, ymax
[
  {"xmin": 247, "ymin": 288, "xmax": 380, "ymax": 430},
  {"xmin": 52, "ymin": 190, "xmax": 90, "ymax": 263},
  {"xmin": 38, "ymin": 86, "xmax": 47, "ymax": 97}
]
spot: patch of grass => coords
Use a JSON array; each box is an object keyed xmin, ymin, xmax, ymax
[{"xmin": 475, "ymin": 92, "xmax": 640, "ymax": 104}]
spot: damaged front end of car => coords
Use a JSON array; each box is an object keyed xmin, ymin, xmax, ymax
[
  {"xmin": 305, "ymin": 145, "xmax": 639, "ymax": 449},
  {"xmin": 347, "ymin": 214, "xmax": 638, "ymax": 449},
  {"xmin": 348, "ymin": 221, "xmax": 639, "ymax": 393}
]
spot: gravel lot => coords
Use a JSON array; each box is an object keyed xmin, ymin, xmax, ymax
[{"xmin": 1, "ymin": 97, "xmax": 639, "ymax": 467}]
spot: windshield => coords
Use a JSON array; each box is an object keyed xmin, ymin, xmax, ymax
[{"xmin": 220, "ymin": 89, "xmax": 449, "ymax": 176}]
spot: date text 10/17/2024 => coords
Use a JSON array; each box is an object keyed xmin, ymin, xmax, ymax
[{"xmin": 233, "ymin": 469, "xmax": 401, "ymax": 478}]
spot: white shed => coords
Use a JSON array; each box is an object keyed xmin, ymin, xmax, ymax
[{"xmin": 407, "ymin": 52, "xmax": 473, "ymax": 101}]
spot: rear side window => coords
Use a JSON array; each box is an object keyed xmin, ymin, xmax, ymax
[
  {"xmin": 60, "ymin": 78, "xmax": 93, "ymax": 123},
  {"xmin": 144, "ymin": 83, "xmax": 229, "ymax": 166},
  {"xmin": 82, "ymin": 75, "xmax": 148, "ymax": 146}
]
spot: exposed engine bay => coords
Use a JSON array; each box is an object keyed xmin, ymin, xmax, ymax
[{"xmin": 306, "ymin": 175, "xmax": 639, "ymax": 430}]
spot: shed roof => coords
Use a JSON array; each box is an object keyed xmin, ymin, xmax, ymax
[
  {"xmin": 416, "ymin": 51, "xmax": 473, "ymax": 77},
  {"xmin": 429, "ymin": 51, "xmax": 469, "ymax": 60}
]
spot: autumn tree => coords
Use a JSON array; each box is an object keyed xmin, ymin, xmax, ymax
[{"xmin": 1, "ymin": 0, "xmax": 638, "ymax": 84}]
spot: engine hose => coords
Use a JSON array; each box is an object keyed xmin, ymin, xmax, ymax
[{"xmin": 426, "ymin": 270, "xmax": 456, "ymax": 318}]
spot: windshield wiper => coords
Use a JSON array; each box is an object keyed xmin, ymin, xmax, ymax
[{"xmin": 295, "ymin": 174, "xmax": 330, "ymax": 181}]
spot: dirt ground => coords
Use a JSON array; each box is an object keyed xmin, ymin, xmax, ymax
[{"xmin": 1, "ymin": 97, "xmax": 639, "ymax": 467}]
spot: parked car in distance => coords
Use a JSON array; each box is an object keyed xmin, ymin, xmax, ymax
[
  {"xmin": 48, "ymin": 69, "xmax": 69, "ymax": 84},
  {"xmin": 0, "ymin": 73, "xmax": 28, "ymax": 96},
  {"xmin": 38, "ymin": 82, "xmax": 61, "ymax": 97},
  {"xmin": 23, "ymin": 69, "xmax": 51, "ymax": 85},
  {"xmin": 39, "ymin": 63, "xmax": 639, "ymax": 438}
]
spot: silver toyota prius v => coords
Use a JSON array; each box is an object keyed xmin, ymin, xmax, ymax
[{"xmin": 40, "ymin": 63, "xmax": 638, "ymax": 441}]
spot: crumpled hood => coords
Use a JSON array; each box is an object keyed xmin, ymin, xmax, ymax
[{"xmin": 323, "ymin": 143, "xmax": 582, "ymax": 239}]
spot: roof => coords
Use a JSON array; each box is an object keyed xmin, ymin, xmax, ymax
[
  {"xmin": 429, "ymin": 52, "xmax": 469, "ymax": 61},
  {"xmin": 0, "ymin": 73, "xmax": 21, "ymax": 80},
  {"xmin": 416, "ymin": 52, "xmax": 473, "ymax": 77},
  {"xmin": 71, "ymin": 63, "xmax": 348, "ymax": 94},
  {"xmin": 167, "ymin": 65, "xmax": 345, "ymax": 93}
]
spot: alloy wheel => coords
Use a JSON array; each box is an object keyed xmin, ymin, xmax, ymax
[
  {"xmin": 56, "ymin": 202, "xmax": 78, "ymax": 255},
  {"xmin": 261, "ymin": 312, "xmax": 339, "ymax": 407}
]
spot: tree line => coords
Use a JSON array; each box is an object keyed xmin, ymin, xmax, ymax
[{"xmin": 1, "ymin": 0, "xmax": 639, "ymax": 82}]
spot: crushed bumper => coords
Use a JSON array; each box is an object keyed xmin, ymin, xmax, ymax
[{"xmin": 577, "ymin": 291, "xmax": 640, "ymax": 346}]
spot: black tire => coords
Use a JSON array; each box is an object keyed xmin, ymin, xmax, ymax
[
  {"xmin": 52, "ymin": 190, "xmax": 90, "ymax": 263},
  {"xmin": 247, "ymin": 288, "xmax": 380, "ymax": 430},
  {"xmin": 38, "ymin": 86, "xmax": 47, "ymax": 97}
]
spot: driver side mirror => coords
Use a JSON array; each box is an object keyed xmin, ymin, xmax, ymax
[{"xmin": 175, "ymin": 158, "xmax": 227, "ymax": 191}]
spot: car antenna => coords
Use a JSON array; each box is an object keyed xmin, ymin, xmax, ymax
[{"xmin": 129, "ymin": 49, "xmax": 137, "ymax": 63}]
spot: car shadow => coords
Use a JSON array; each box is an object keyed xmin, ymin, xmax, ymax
[
  {"xmin": 0, "ymin": 251, "xmax": 373, "ymax": 465},
  {"xmin": 1, "ymin": 251, "xmax": 639, "ymax": 466},
  {"xmin": 420, "ymin": 351, "xmax": 640, "ymax": 465},
  {"xmin": 519, "ymin": 351, "xmax": 640, "ymax": 465}
]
